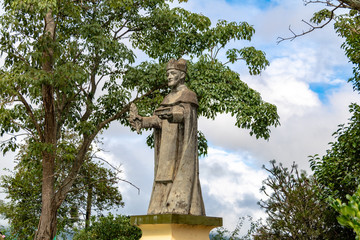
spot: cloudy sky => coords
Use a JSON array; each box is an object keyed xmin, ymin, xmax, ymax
[
  {"xmin": 106, "ymin": 0, "xmax": 360, "ymax": 232},
  {"xmin": 1, "ymin": 0, "xmax": 360, "ymax": 235}
]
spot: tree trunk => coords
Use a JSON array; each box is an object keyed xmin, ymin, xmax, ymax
[
  {"xmin": 85, "ymin": 184, "xmax": 93, "ymax": 229},
  {"xmin": 34, "ymin": 84, "xmax": 57, "ymax": 240},
  {"xmin": 34, "ymin": 10, "xmax": 58, "ymax": 240},
  {"xmin": 34, "ymin": 195, "xmax": 57, "ymax": 240},
  {"xmin": 340, "ymin": 0, "xmax": 360, "ymax": 11}
]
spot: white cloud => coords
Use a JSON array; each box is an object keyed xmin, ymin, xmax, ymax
[
  {"xmin": 201, "ymin": 148, "xmax": 266, "ymax": 205},
  {"xmin": 200, "ymin": 83, "xmax": 359, "ymax": 171},
  {"xmin": 200, "ymin": 147, "xmax": 267, "ymax": 230}
]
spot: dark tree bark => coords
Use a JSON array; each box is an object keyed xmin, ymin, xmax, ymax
[
  {"xmin": 340, "ymin": 0, "xmax": 360, "ymax": 11},
  {"xmin": 34, "ymin": 10, "xmax": 58, "ymax": 240},
  {"xmin": 85, "ymin": 184, "xmax": 93, "ymax": 230}
]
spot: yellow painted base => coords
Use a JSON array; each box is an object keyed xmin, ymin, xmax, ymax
[
  {"xmin": 130, "ymin": 214, "xmax": 222, "ymax": 240},
  {"xmin": 138, "ymin": 223, "xmax": 216, "ymax": 240}
]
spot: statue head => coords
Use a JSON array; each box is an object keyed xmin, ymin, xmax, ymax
[{"xmin": 166, "ymin": 58, "xmax": 187, "ymax": 88}]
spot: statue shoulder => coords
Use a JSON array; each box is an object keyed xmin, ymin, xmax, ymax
[
  {"xmin": 180, "ymin": 87, "xmax": 197, "ymax": 105},
  {"xmin": 162, "ymin": 86, "xmax": 198, "ymax": 106}
]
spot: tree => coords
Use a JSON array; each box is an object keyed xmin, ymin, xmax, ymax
[
  {"xmin": 277, "ymin": 1, "xmax": 360, "ymax": 238},
  {"xmin": 256, "ymin": 160, "xmax": 343, "ymax": 239},
  {"xmin": 0, "ymin": 139, "xmax": 124, "ymax": 239},
  {"xmin": 210, "ymin": 216, "xmax": 262, "ymax": 240},
  {"xmin": 331, "ymin": 186, "xmax": 360, "ymax": 239},
  {"xmin": 0, "ymin": 0, "xmax": 279, "ymax": 238},
  {"xmin": 73, "ymin": 213, "xmax": 141, "ymax": 240},
  {"xmin": 310, "ymin": 104, "xmax": 360, "ymax": 202},
  {"xmin": 308, "ymin": 104, "xmax": 360, "ymax": 237},
  {"xmin": 307, "ymin": 104, "xmax": 360, "ymax": 239}
]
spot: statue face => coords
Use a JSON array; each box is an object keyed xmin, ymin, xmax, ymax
[{"xmin": 167, "ymin": 69, "xmax": 184, "ymax": 88}]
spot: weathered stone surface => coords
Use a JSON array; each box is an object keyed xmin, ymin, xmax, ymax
[
  {"xmin": 129, "ymin": 59, "xmax": 205, "ymax": 216},
  {"xmin": 130, "ymin": 214, "xmax": 222, "ymax": 226}
]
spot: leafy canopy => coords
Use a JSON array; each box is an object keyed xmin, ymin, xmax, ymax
[
  {"xmin": 0, "ymin": 0, "xmax": 278, "ymax": 156},
  {"xmin": 73, "ymin": 213, "xmax": 141, "ymax": 240},
  {"xmin": 310, "ymin": 103, "xmax": 360, "ymax": 201}
]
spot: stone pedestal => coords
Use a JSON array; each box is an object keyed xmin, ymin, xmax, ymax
[{"xmin": 130, "ymin": 214, "xmax": 222, "ymax": 240}]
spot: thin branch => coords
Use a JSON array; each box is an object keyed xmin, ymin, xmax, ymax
[
  {"xmin": 213, "ymin": 45, "xmax": 223, "ymax": 60},
  {"xmin": 55, "ymin": 137, "xmax": 93, "ymax": 208},
  {"xmin": 9, "ymin": 119, "xmax": 36, "ymax": 136},
  {"xmin": 80, "ymin": 55, "xmax": 100, "ymax": 122},
  {"xmin": 92, "ymin": 155, "xmax": 122, "ymax": 174},
  {"xmin": 0, "ymin": 95, "xmax": 16, "ymax": 107},
  {"xmin": 113, "ymin": 20, "xmax": 129, "ymax": 40},
  {"xmin": 67, "ymin": 175, "xmax": 139, "ymax": 194},
  {"xmin": 16, "ymin": 92, "xmax": 44, "ymax": 142},
  {"xmin": 223, "ymin": 58, "xmax": 245, "ymax": 66},
  {"xmin": 304, "ymin": 0, "xmax": 339, "ymax": 7},
  {"xmin": 277, "ymin": 3, "xmax": 342, "ymax": 44},
  {"xmin": 55, "ymin": 87, "xmax": 82, "ymax": 138},
  {"xmin": 0, "ymin": 133, "xmax": 28, "ymax": 143},
  {"xmin": 115, "ymin": 28, "xmax": 143, "ymax": 40},
  {"xmin": 95, "ymin": 83, "xmax": 166, "ymax": 133}
]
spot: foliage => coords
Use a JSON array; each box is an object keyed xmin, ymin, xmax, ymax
[
  {"xmin": 334, "ymin": 8, "xmax": 360, "ymax": 91},
  {"xmin": 308, "ymin": 104, "xmax": 360, "ymax": 239},
  {"xmin": 256, "ymin": 160, "xmax": 340, "ymax": 239},
  {"xmin": 331, "ymin": 186, "xmax": 360, "ymax": 239},
  {"xmin": 73, "ymin": 214, "xmax": 141, "ymax": 240},
  {"xmin": 307, "ymin": 103, "xmax": 360, "ymax": 239},
  {"xmin": 0, "ymin": 139, "xmax": 124, "ymax": 239},
  {"xmin": 0, "ymin": 224, "xmax": 9, "ymax": 240},
  {"xmin": 310, "ymin": 103, "xmax": 360, "ymax": 201},
  {"xmin": 0, "ymin": 0, "xmax": 278, "ymax": 237},
  {"xmin": 210, "ymin": 216, "xmax": 262, "ymax": 240}
]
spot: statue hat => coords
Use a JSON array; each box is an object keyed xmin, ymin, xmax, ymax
[{"xmin": 166, "ymin": 58, "xmax": 187, "ymax": 73}]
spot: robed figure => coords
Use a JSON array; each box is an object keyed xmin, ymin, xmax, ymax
[{"xmin": 130, "ymin": 59, "xmax": 205, "ymax": 216}]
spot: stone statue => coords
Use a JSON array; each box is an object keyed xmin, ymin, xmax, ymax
[{"xmin": 129, "ymin": 58, "xmax": 205, "ymax": 216}]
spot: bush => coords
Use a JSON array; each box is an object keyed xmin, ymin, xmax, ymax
[{"xmin": 73, "ymin": 214, "xmax": 141, "ymax": 240}]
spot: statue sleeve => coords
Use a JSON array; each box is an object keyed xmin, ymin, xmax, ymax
[
  {"xmin": 169, "ymin": 105, "xmax": 184, "ymax": 123},
  {"xmin": 142, "ymin": 116, "xmax": 161, "ymax": 129}
]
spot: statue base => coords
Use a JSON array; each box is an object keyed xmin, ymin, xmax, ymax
[{"xmin": 130, "ymin": 214, "xmax": 222, "ymax": 240}]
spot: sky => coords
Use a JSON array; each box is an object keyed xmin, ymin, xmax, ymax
[{"xmin": 1, "ymin": 0, "xmax": 360, "ymax": 235}]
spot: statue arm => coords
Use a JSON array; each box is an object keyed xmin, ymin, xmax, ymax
[
  {"xmin": 142, "ymin": 116, "xmax": 161, "ymax": 129},
  {"xmin": 129, "ymin": 103, "xmax": 161, "ymax": 131}
]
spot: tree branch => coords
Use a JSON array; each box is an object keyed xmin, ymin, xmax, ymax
[
  {"xmin": 304, "ymin": 0, "xmax": 339, "ymax": 7},
  {"xmin": 55, "ymin": 137, "xmax": 93, "ymax": 208},
  {"xmin": 95, "ymin": 83, "xmax": 166, "ymax": 133},
  {"xmin": 16, "ymin": 92, "xmax": 44, "ymax": 142},
  {"xmin": 113, "ymin": 20, "xmax": 129, "ymax": 40},
  {"xmin": 80, "ymin": 55, "xmax": 100, "ymax": 122},
  {"xmin": 91, "ymin": 155, "xmax": 140, "ymax": 194},
  {"xmin": 223, "ymin": 58, "xmax": 245, "ymax": 66},
  {"xmin": 277, "ymin": 3, "xmax": 342, "ymax": 44}
]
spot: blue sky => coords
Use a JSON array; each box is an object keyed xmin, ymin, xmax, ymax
[
  {"xmin": 225, "ymin": 0, "xmax": 277, "ymax": 9},
  {"xmin": 1, "ymin": 0, "xmax": 360, "ymax": 235}
]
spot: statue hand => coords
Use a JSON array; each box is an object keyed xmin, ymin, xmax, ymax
[{"xmin": 129, "ymin": 115, "xmax": 142, "ymax": 133}]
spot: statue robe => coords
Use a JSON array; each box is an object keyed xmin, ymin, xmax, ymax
[{"xmin": 142, "ymin": 85, "xmax": 205, "ymax": 216}]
